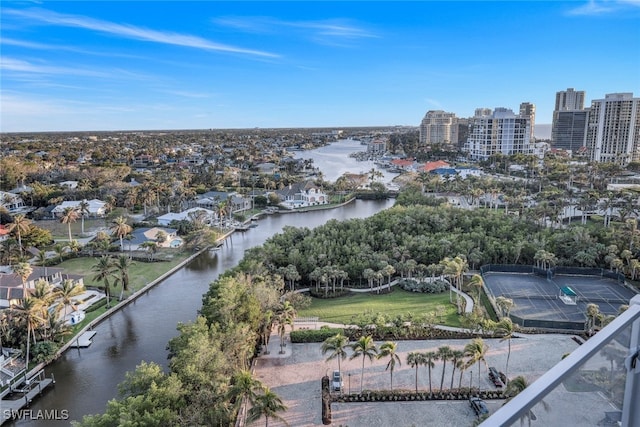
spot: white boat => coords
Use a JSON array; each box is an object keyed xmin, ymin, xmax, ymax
[{"xmin": 68, "ymin": 310, "xmax": 86, "ymax": 325}]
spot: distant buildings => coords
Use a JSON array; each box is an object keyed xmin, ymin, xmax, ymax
[
  {"xmin": 552, "ymin": 88, "xmax": 588, "ymax": 153},
  {"xmin": 416, "ymin": 88, "xmax": 639, "ymax": 165},
  {"xmin": 463, "ymin": 105, "xmax": 534, "ymax": 160},
  {"xmin": 419, "ymin": 110, "xmax": 458, "ymax": 146}
]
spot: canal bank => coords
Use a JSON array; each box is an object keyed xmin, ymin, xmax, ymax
[
  {"xmin": 3, "ymin": 229, "xmax": 236, "ymax": 426},
  {"xmin": 12, "ymin": 141, "xmax": 395, "ymax": 426}
]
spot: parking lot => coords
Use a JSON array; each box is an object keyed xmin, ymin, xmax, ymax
[{"xmin": 249, "ymin": 329, "xmax": 619, "ymax": 426}]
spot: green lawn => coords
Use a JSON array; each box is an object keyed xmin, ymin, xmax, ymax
[
  {"xmin": 58, "ymin": 251, "xmax": 192, "ymax": 292},
  {"xmin": 297, "ymin": 288, "xmax": 462, "ymax": 327}
]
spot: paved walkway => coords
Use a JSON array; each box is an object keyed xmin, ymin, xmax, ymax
[{"xmin": 250, "ymin": 326, "xmax": 611, "ymax": 427}]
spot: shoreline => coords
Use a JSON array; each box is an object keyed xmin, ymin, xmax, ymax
[{"xmin": 24, "ymin": 229, "xmax": 236, "ymax": 381}]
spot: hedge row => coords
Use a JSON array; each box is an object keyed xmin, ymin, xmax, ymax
[
  {"xmin": 331, "ymin": 389, "xmax": 505, "ymax": 403},
  {"xmin": 290, "ymin": 328, "xmax": 344, "ymax": 343}
]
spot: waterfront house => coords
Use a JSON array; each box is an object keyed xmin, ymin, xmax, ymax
[
  {"xmin": 0, "ymin": 266, "xmax": 84, "ymax": 309},
  {"xmin": 275, "ymin": 181, "xmax": 328, "ymax": 209},
  {"xmin": 195, "ymin": 191, "xmax": 252, "ymax": 215},
  {"xmin": 157, "ymin": 207, "xmax": 216, "ymax": 227},
  {"xmin": 128, "ymin": 227, "xmax": 182, "ymax": 250}
]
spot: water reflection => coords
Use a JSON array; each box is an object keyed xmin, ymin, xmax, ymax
[{"xmin": 16, "ymin": 168, "xmax": 395, "ymax": 425}]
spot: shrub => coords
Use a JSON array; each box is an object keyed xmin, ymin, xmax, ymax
[
  {"xmin": 84, "ymin": 296, "xmax": 108, "ymax": 313},
  {"xmin": 397, "ymin": 278, "xmax": 448, "ymax": 293},
  {"xmin": 290, "ymin": 328, "xmax": 344, "ymax": 343},
  {"xmin": 31, "ymin": 341, "xmax": 60, "ymax": 363}
]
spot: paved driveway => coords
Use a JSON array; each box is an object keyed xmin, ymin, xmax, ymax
[{"xmin": 250, "ymin": 331, "xmax": 616, "ymax": 427}]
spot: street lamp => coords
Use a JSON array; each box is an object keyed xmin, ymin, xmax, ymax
[{"xmin": 348, "ymin": 373, "xmax": 351, "ymax": 395}]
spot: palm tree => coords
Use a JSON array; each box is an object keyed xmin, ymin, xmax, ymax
[
  {"xmin": 13, "ymin": 262, "xmax": 33, "ymax": 295},
  {"xmin": 377, "ymin": 341, "xmax": 401, "ymax": 391},
  {"xmin": 139, "ymin": 241, "xmax": 158, "ymax": 261},
  {"xmin": 13, "ymin": 296, "xmax": 46, "ymax": 384},
  {"xmin": 495, "ymin": 296, "xmax": 515, "ymax": 318},
  {"xmin": 226, "ymin": 370, "xmax": 264, "ymax": 414},
  {"xmin": 110, "ymin": 216, "xmax": 132, "ymax": 252},
  {"xmin": 349, "ymin": 335, "xmax": 378, "ymax": 393},
  {"xmin": 60, "ymin": 206, "xmax": 79, "ymax": 242},
  {"xmin": 78, "ymin": 199, "xmax": 90, "ymax": 235},
  {"xmin": 464, "ymin": 338, "xmax": 488, "ymax": 387},
  {"xmin": 496, "ymin": 318, "xmax": 516, "ymax": 384},
  {"xmin": 503, "ymin": 375, "xmax": 550, "ymax": 426},
  {"xmin": 321, "ymin": 334, "xmax": 349, "ymax": 389},
  {"xmin": 246, "ymin": 387, "xmax": 288, "ymax": 427},
  {"xmin": 468, "ymin": 274, "xmax": 484, "ymax": 305},
  {"xmin": 7, "ymin": 214, "xmax": 31, "ymax": 257},
  {"xmin": 58, "ymin": 279, "xmax": 85, "ymax": 321},
  {"xmin": 449, "ymin": 349, "xmax": 465, "ymax": 390},
  {"xmin": 92, "ymin": 255, "xmax": 116, "ymax": 308},
  {"xmin": 114, "ymin": 254, "xmax": 134, "ymax": 301},
  {"xmin": 437, "ymin": 345, "xmax": 453, "ymax": 391},
  {"xmin": 422, "ymin": 350, "xmax": 437, "ymax": 394},
  {"xmin": 585, "ymin": 303, "xmax": 601, "ymax": 336},
  {"xmin": 406, "ymin": 351, "xmax": 423, "ymax": 393}
]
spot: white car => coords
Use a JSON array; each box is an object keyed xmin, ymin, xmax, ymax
[{"xmin": 331, "ymin": 370, "xmax": 343, "ymax": 392}]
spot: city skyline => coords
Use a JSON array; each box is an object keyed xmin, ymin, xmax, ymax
[{"xmin": 1, "ymin": 1, "xmax": 639, "ymax": 133}]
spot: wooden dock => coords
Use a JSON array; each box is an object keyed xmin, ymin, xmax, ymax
[{"xmin": 69, "ymin": 330, "xmax": 97, "ymax": 348}]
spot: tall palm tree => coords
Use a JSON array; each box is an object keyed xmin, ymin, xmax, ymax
[
  {"xmin": 406, "ymin": 351, "xmax": 423, "ymax": 393},
  {"xmin": 7, "ymin": 214, "xmax": 31, "ymax": 257},
  {"xmin": 464, "ymin": 338, "xmax": 488, "ymax": 387},
  {"xmin": 496, "ymin": 318, "xmax": 516, "ymax": 384},
  {"xmin": 110, "ymin": 216, "xmax": 132, "ymax": 252},
  {"xmin": 114, "ymin": 254, "xmax": 134, "ymax": 301},
  {"xmin": 92, "ymin": 255, "xmax": 116, "ymax": 308},
  {"xmin": 13, "ymin": 262, "xmax": 33, "ymax": 295},
  {"xmin": 449, "ymin": 349, "xmax": 465, "ymax": 390},
  {"xmin": 468, "ymin": 274, "xmax": 484, "ymax": 305},
  {"xmin": 246, "ymin": 387, "xmax": 288, "ymax": 427},
  {"xmin": 58, "ymin": 279, "xmax": 85, "ymax": 321},
  {"xmin": 321, "ymin": 334, "xmax": 349, "ymax": 388},
  {"xmin": 78, "ymin": 199, "xmax": 90, "ymax": 235},
  {"xmin": 437, "ymin": 345, "xmax": 453, "ymax": 391},
  {"xmin": 60, "ymin": 206, "xmax": 80, "ymax": 242},
  {"xmin": 377, "ymin": 341, "xmax": 401, "ymax": 391},
  {"xmin": 349, "ymin": 335, "xmax": 378, "ymax": 393},
  {"xmin": 422, "ymin": 350, "xmax": 437, "ymax": 394},
  {"xmin": 13, "ymin": 296, "xmax": 46, "ymax": 384}
]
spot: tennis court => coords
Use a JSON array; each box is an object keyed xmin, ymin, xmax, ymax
[{"xmin": 482, "ymin": 269, "xmax": 638, "ymax": 329}]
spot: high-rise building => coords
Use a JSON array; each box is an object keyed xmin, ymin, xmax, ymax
[
  {"xmin": 551, "ymin": 110, "xmax": 588, "ymax": 153},
  {"xmin": 419, "ymin": 110, "xmax": 458, "ymax": 145},
  {"xmin": 552, "ymin": 88, "xmax": 587, "ymax": 152},
  {"xmin": 585, "ymin": 93, "xmax": 640, "ymax": 165},
  {"xmin": 555, "ymin": 88, "xmax": 585, "ymax": 111},
  {"xmin": 519, "ymin": 102, "xmax": 536, "ymax": 140},
  {"xmin": 464, "ymin": 106, "xmax": 533, "ymax": 160}
]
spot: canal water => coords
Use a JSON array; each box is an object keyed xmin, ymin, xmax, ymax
[{"xmin": 15, "ymin": 141, "xmax": 397, "ymax": 426}]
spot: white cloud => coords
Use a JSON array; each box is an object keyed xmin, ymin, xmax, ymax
[
  {"xmin": 567, "ymin": 0, "xmax": 640, "ymax": 15},
  {"xmin": 5, "ymin": 8, "xmax": 280, "ymax": 58},
  {"xmin": 213, "ymin": 16, "xmax": 377, "ymax": 44}
]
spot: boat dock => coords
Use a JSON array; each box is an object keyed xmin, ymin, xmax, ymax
[
  {"xmin": 1, "ymin": 370, "xmax": 55, "ymax": 425},
  {"xmin": 70, "ymin": 330, "xmax": 97, "ymax": 348}
]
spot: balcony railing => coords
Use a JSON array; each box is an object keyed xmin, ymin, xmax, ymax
[{"xmin": 481, "ymin": 294, "xmax": 640, "ymax": 426}]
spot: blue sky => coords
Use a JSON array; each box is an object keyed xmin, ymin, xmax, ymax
[{"xmin": 1, "ymin": 1, "xmax": 639, "ymax": 133}]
